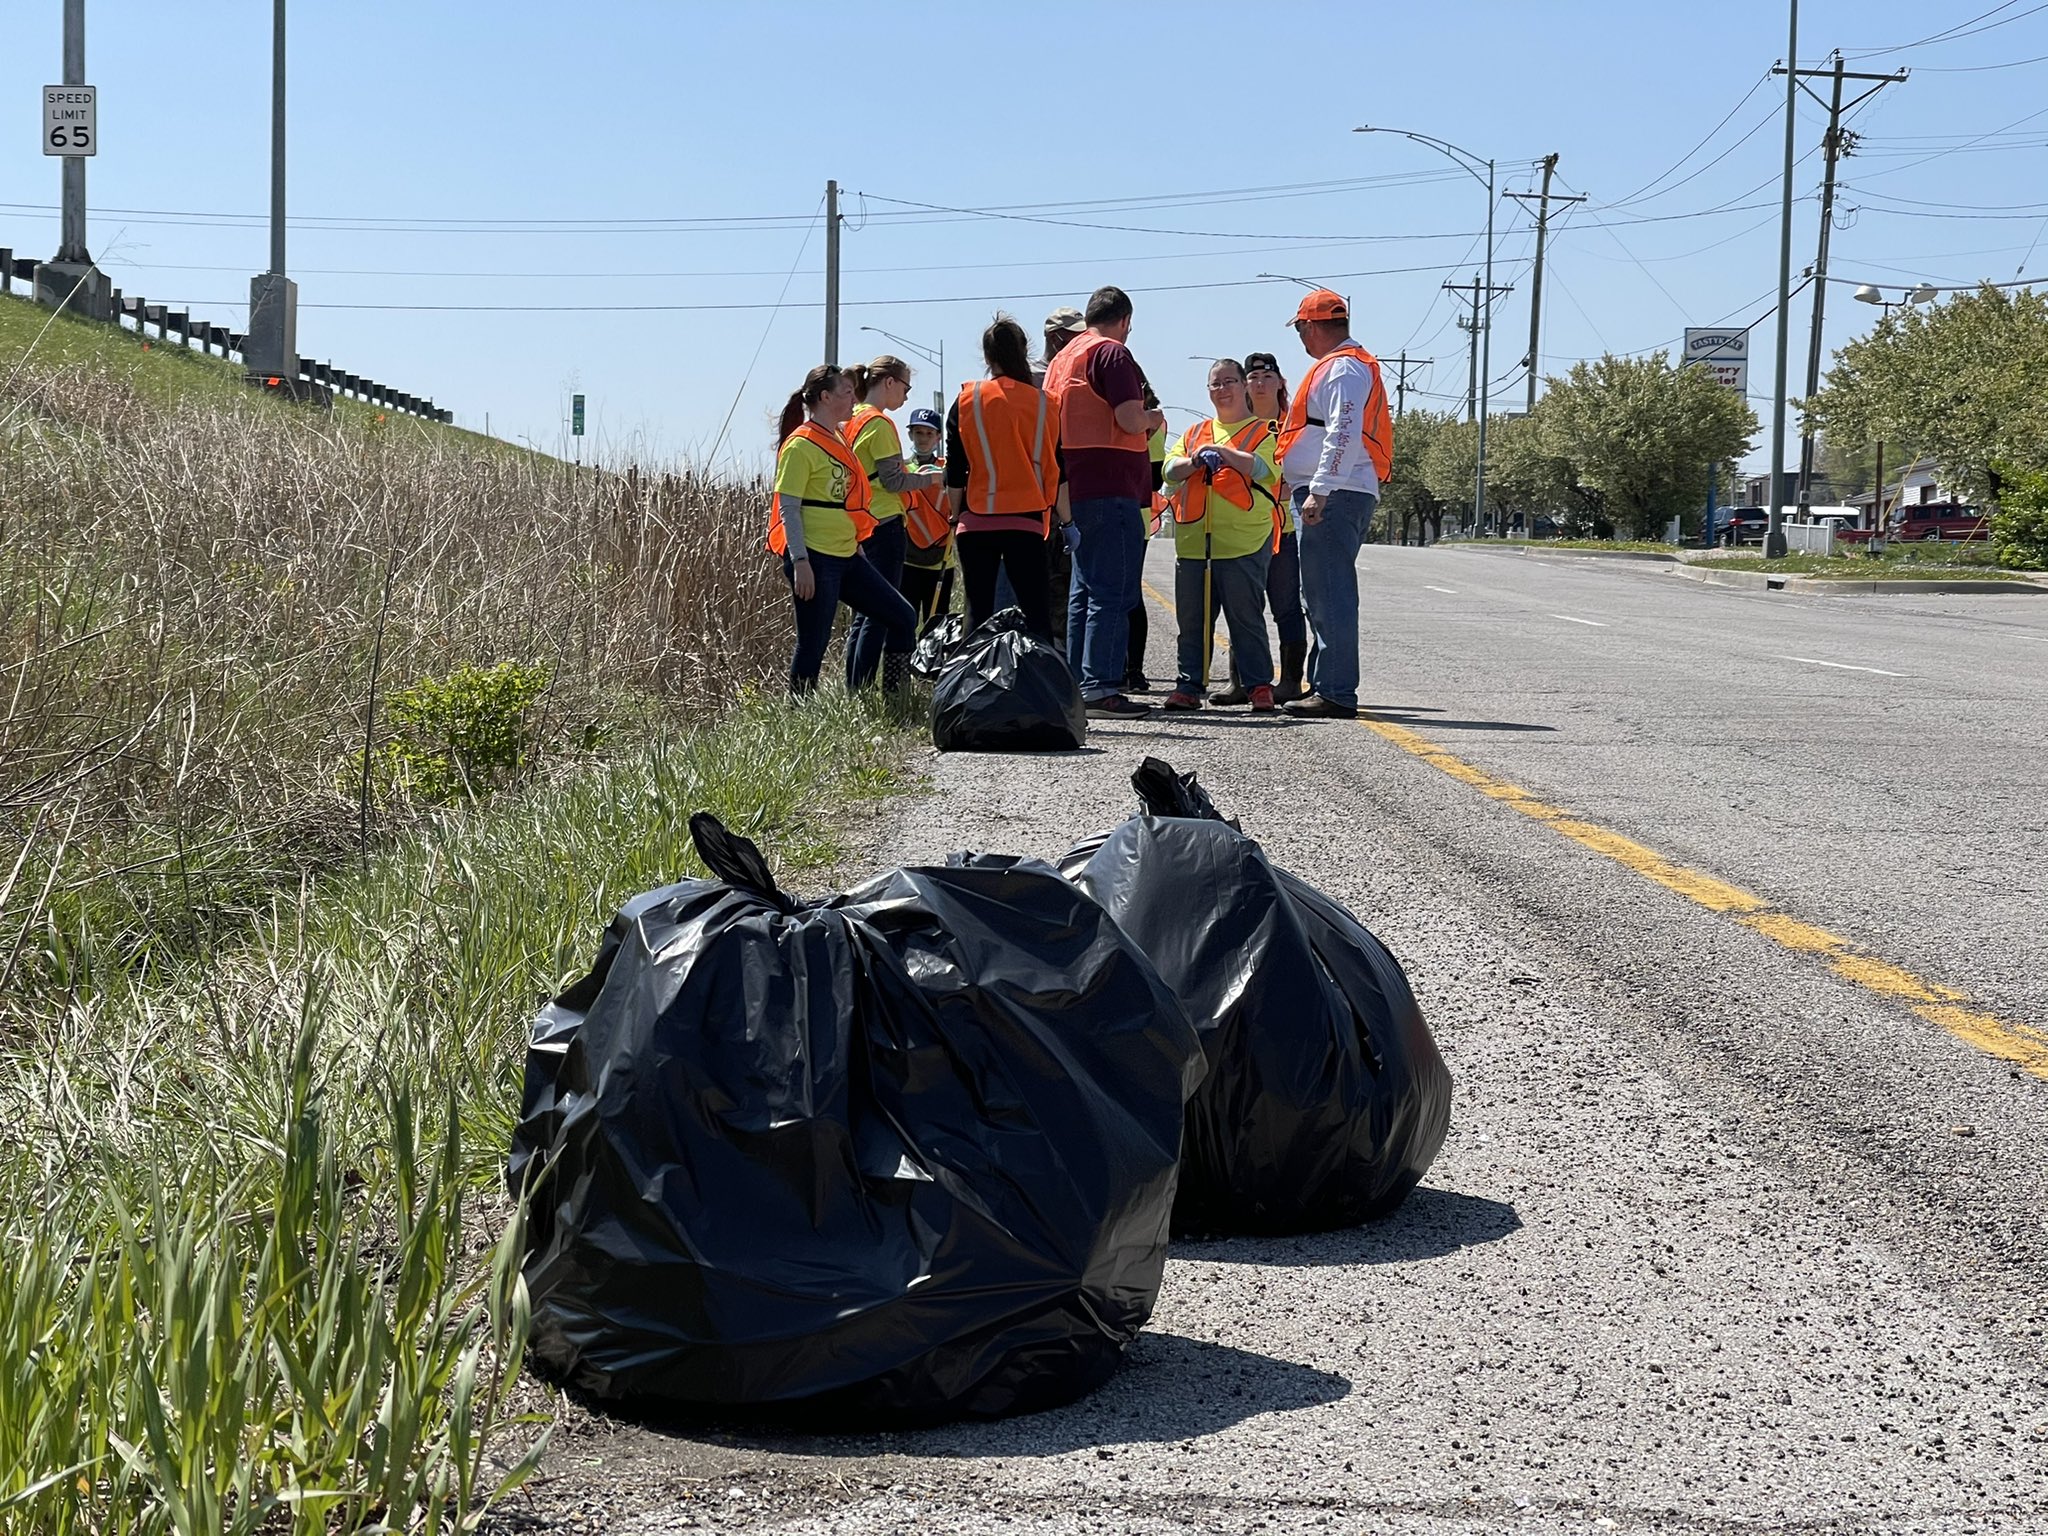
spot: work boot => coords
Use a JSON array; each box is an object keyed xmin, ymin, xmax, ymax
[
  {"xmin": 1274, "ymin": 642, "xmax": 1308, "ymax": 703},
  {"xmin": 1282, "ymin": 693, "xmax": 1357, "ymax": 720},
  {"xmin": 1209, "ymin": 661, "xmax": 1250, "ymax": 708},
  {"xmin": 1249, "ymin": 684, "xmax": 1276, "ymax": 714}
]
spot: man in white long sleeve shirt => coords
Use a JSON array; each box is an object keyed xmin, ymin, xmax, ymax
[{"xmin": 1275, "ymin": 289, "xmax": 1393, "ymax": 719}]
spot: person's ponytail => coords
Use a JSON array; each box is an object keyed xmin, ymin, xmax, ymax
[{"xmin": 776, "ymin": 391, "xmax": 806, "ymax": 445}]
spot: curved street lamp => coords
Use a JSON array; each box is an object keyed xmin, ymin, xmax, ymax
[
  {"xmin": 1356, "ymin": 125, "xmax": 1497, "ymax": 535},
  {"xmin": 858, "ymin": 324, "xmax": 944, "ymax": 411}
]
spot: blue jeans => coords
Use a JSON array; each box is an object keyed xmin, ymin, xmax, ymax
[
  {"xmin": 844, "ymin": 515, "xmax": 908, "ymax": 689},
  {"xmin": 1266, "ymin": 528, "xmax": 1308, "ymax": 649},
  {"xmin": 1296, "ymin": 486, "xmax": 1376, "ymax": 708},
  {"xmin": 783, "ymin": 548, "xmax": 915, "ymax": 694},
  {"xmin": 1174, "ymin": 549, "xmax": 1274, "ymax": 692},
  {"xmin": 1065, "ymin": 496, "xmax": 1143, "ymax": 701}
]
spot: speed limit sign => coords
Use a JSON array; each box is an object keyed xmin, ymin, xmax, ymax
[{"xmin": 43, "ymin": 85, "xmax": 96, "ymax": 156}]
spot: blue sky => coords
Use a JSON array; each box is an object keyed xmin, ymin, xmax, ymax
[{"xmin": 5, "ymin": 1, "xmax": 2046, "ymax": 474}]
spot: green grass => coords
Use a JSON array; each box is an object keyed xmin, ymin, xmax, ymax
[
  {"xmin": 0, "ymin": 291, "xmax": 509, "ymax": 451},
  {"xmin": 0, "ymin": 687, "xmax": 910, "ymax": 1533},
  {"xmin": 1691, "ymin": 550, "xmax": 2031, "ymax": 580}
]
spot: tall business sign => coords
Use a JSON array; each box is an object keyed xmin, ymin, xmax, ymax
[{"xmin": 1682, "ymin": 328, "xmax": 1749, "ymax": 396}]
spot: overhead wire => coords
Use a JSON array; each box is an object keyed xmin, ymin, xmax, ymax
[{"xmin": 705, "ymin": 195, "xmax": 822, "ymax": 468}]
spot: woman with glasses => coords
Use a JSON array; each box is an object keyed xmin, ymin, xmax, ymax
[
  {"xmin": 1205, "ymin": 350, "xmax": 1310, "ymax": 703},
  {"xmin": 768, "ymin": 364, "xmax": 918, "ymax": 696},
  {"xmin": 1157, "ymin": 358, "xmax": 1281, "ymax": 713},
  {"xmin": 843, "ymin": 355, "xmax": 946, "ymax": 689}
]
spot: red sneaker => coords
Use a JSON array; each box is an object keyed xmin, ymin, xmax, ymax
[
  {"xmin": 1249, "ymin": 684, "xmax": 1276, "ymax": 713},
  {"xmin": 1162, "ymin": 690, "xmax": 1204, "ymax": 712}
]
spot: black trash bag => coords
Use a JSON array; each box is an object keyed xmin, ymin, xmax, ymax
[
  {"xmin": 930, "ymin": 607, "xmax": 1085, "ymax": 753},
  {"xmin": 509, "ymin": 813, "xmax": 1204, "ymax": 1422},
  {"xmin": 909, "ymin": 610, "xmax": 968, "ymax": 681},
  {"xmin": 1062, "ymin": 758, "xmax": 1452, "ymax": 1237}
]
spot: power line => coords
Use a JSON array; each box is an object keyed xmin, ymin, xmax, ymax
[
  {"xmin": 706, "ymin": 197, "xmax": 822, "ymax": 468},
  {"xmin": 1844, "ymin": 0, "xmax": 2048, "ymax": 57},
  {"xmin": 1601, "ymin": 73, "xmax": 1774, "ymax": 208}
]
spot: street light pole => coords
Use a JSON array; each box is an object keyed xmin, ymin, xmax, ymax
[
  {"xmin": 1766, "ymin": 0, "xmax": 1799, "ymax": 559},
  {"xmin": 857, "ymin": 324, "xmax": 944, "ymax": 411},
  {"xmin": 244, "ymin": 0, "xmax": 298, "ymax": 382},
  {"xmin": 1354, "ymin": 127, "xmax": 1501, "ymax": 535}
]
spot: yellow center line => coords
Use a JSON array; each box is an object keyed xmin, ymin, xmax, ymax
[{"xmin": 1356, "ymin": 711, "xmax": 2048, "ymax": 1080}]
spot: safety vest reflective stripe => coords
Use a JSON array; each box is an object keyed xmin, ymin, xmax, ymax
[
  {"xmin": 846, "ymin": 406, "xmax": 890, "ymax": 484},
  {"xmin": 1276, "ymin": 344, "xmax": 1395, "ymax": 483},
  {"xmin": 960, "ymin": 379, "xmax": 1056, "ymax": 522},
  {"xmin": 1169, "ymin": 418, "xmax": 1278, "ymax": 526},
  {"xmin": 904, "ymin": 464, "xmax": 951, "ymax": 549}
]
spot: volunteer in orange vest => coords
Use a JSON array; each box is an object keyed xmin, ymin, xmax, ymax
[
  {"xmin": 767, "ymin": 364, "xmax": 917, "ymax": 696},
  {"xmin": 945, "ymin": 314, "xmax": 1066, "ymax": 637},
  {"xmin": 1213, "ymin": 349, "xmax": 1308, "ymax": 704},
  {"xmin": 1041, "ymin": 285, "xmax": 1166, "ymax": 718},
  {"xmin": 898, "ymin": 406, "xmax": 954, "ymax": 624},
  {"xmin": 843, "ymin": 356, "xmax": 946, "ymax": 688},
  {"xmin": 1159, "ymin": 358, "xmax": 1282, "ymax": 714},
  {"xmin": 1276, "ymin": 290, "xmax": 1393, "ymax": 720}
]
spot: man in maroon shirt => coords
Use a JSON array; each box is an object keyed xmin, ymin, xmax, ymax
[{"xmin": 1042, "ymin": 286, "xmax": 1165, "ymax": 716}]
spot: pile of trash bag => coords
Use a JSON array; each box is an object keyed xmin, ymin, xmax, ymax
[
  {"xmin": 908, "ymin": 610, "xmax": 967, "ymax": 681},
  {"xmin": 510, "ymin": 812, "xmax": 1203, "ymax": 1421},
  {"xmin": 930, "ymin": 608, "xmax": 1085, "ymax": 753},
  {"xmin": 1063, "ymin": 758, "xmax": 1452, "ymax": 1236}
]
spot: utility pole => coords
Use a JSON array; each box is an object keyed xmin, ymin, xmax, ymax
[
  {"xmin": 244, "ymin": 0, "xmax": 298, "ymax": 384},
  {"xmin": 1388, "ymin": 351, "xmax": 1432, "ymax": 419},
  {"xmin": 823, "ymin": 179, "xmax": 841, "ymax": 365},
  {"xmin": 1776, "ymin": 52, "xmax": 1906, "ymax": 518},
  {"xmin": 1506, "ymin": 155, "xmax": 1585, "ymax": 412},
  {"xmin": 1765, "ymin": 0, "xmax": 1800, "ymax": 560},
  {"xmin": 1445, "ymin": 274, "xmax": 1514, "ymax": 531},
  {"xmin": 35, "ymin": 0, "xmax": 112, "ymax": 318}
]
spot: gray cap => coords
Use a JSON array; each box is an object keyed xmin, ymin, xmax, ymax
[{"xmin": 1045, "ymin": 306, "xmax": 1087, "ymax": 335}]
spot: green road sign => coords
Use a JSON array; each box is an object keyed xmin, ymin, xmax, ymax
[{"xmin": 572, "ymin": 394, "xmax": 586, "ymax": 436}]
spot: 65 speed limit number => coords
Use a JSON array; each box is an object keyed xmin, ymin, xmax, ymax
[{"xmin": 44, "ymin": 85, "xmax": 96, "ymax": 155}]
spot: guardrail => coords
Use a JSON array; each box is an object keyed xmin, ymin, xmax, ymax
[{"xmin": 0, "ymin": 247, "xmax": 453, "ymax": 424}]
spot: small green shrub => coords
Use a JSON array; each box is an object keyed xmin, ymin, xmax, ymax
[
  {"xmin": 381, "ymin": 662, "xmax": 550, "ymax": 804},
  {"xmin": 1990, "ymin": 468, "xmax": 2048, "ymax": 571}
]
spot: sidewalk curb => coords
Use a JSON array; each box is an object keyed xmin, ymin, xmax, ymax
[
  {"xmin": 1667, "ymin": 564, "xmax": 2048, "ymax": 597},
  {"xmin": 1445, "ymin": 544, "xmax": 1678, "ymax": 563}
]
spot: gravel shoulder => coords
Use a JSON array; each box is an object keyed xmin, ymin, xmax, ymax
[{"xmin": 495, "ymin": 545, "xmax": 2048, "ymax": 1535}]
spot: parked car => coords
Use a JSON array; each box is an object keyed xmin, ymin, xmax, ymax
[
  {"xmin": 1837, "ymin": 502, "xmax": 1988, "ymax": 544},
  {"xmin": 1717, "ymin": 509, "xmax": 1769, "ymax": 546}
]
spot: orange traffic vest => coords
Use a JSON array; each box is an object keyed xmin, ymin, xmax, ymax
[
  {"xmin": 957, "ymin": 378, "xmax": 1060, "ymax": 526},
  {"xmin": 1276, "ymin": 344, "xmax": 1394, "ymax": 484},
  {"xmin": 904, "ymin": 458, "xmax": 951, "ymax": 550},
  {"xmin": 765, "ymin": 421, "xmax": 876, "ymax": 556},
  {"xmin": 1168, "ymin": 419, "xmax": 1280, "ymax": 543},
  {"xmin": 1041, "ymin": 331, "xmax": 1147, "ymax": 454}
]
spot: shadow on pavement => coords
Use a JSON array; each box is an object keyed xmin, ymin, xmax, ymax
[
  {"xmin": 1172, "ymin": 1187, "xmax": 1522, "ymax": 1269},
  {"xmin": 1366, "ymin": 710, "xmax": 1556, "ymax": 734},
  {"xmin": 730, "ymin": 1333, "xmax": 1350, "ymax": 1460}
]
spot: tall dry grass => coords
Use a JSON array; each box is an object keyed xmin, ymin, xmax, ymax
[{"xmin": 2, "ymin": 358, "xmax": 791, "ymax": 994}]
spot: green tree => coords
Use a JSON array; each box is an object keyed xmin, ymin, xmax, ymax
[
  {"xmin": 1805, "ymin": 283, "xmax": 2048, "ymax": 507},
  {"xmin": 1991, "ymin": 466, "xmax": 2048, "ymax": 570},
  {"xmin": 1418, "ymin": 415, "xmax": 1478, "ymax": 529},
  {"xmin": 1379, "ymin": 407, "xmax": 1456, "ymax": 542},
  {"xmin": 1538, "ymin": 352, "xmax": 1756, "ymax": 538}
]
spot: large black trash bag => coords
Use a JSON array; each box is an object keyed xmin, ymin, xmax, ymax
[
  {"xmin": 909, "ymin": 610, "xmax": 968, "ymax": 681},
  {"xmin": 1061, "ymin": 758, "xmax": 1452, "ymax": 1237},
  {"xmin": 930, "ymin": 607, "xmax": 1085, "ymax": 753},
  {"xmin": 508, "ymin": 813, "xmax": 1204, "ymax": 1422}
]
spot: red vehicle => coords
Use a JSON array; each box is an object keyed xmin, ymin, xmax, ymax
[{"xmin": 1837, "ymin": 502, "xmax": 1989, "ymax": 544}]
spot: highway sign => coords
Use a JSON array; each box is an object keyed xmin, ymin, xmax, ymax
[
  {"xmin": 43, "ymin": 84, "xmax": 96, "ymax": 156},
  {"xmin": 1682, "ymin": 327, "xmax": 1748, "ymax": 395},
  {"xmin": 572, "ymin": 394, "xmax": 586, "ymax": 436}
]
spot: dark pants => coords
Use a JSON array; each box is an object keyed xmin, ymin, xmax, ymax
[
  {"xmin": 845, "ymin": 516, "xmax": 909, "ymax": 689},
  {"xmin": 784, "ymin": 548, "xmax": 916, "ymax": 694},
  {"xmin": 1065, "ymin": 495, "xmax": 1144, "ymax": 701},
  {"xmin": 958, "ymin": 529, "xmax": 1052, "ymax": 638},
  {"xmin": 1267, "ymin": 529, "xmax": 1308, "ymax": 648},
  {"xmin": 901, "ymin": 559, "xmax": 949, "ymax": 625},
  {"xmin": 1175, "ymin": 549, "xmax": 1274, "ymax": 692},
  {"xmin": 1126, "ymin": 602, "xmax": 1149, "ymax": 684}
]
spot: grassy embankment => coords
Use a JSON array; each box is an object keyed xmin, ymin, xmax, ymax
[
  {"xmin": 1496, "ymin": 534, "xmax": 2032, "ymax": 579},
  {"xmin": 1, "ymin": 292, "xmax": 906, "ymax": 1532}
]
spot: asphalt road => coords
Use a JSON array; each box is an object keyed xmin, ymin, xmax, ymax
[{"xmin": 524, "ymin": 543, "xmax": 2048, "ymax": 1536}]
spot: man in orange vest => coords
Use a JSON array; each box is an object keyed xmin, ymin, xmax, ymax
[
  {"xmin": 1275, "ymin": 289, "xmax": 1394, "ymax": 720},
  {"xmin": 1041, "ymin": 285, "xmax": 1167, "ymax": 717}
]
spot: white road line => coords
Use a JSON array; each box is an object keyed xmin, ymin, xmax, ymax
[
  {"xmin": 1552, "ymin": 614, "xmax": 1608, "ymax": 627},
  {"xmin": 1779, "ymin": 655, "xmax": 1907, "ymax": 677},
  {"xmin": 1425, "ymin": 585, "xmax": 1460, "ymax": 595}
]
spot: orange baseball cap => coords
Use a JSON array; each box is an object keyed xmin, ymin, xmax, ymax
[{"xmin": 1290, "ymin": 288, "xmax": 1349, "ymax": 325}]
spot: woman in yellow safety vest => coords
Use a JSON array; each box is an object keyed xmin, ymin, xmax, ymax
[
  {"xmin": 1220, "ymin": 349, "xmax": 1308, "ymax": 703},
  {"xmin": 1158, "ymin": 358, "xmax": 1282, "ymax": 713},
  {"xmin": 843, "ymin": 356, "xmax": 946, "ymax": 688},
  {"xmin": 767, "ymin": 364, "xmax": 918, "ymax": 695}
]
